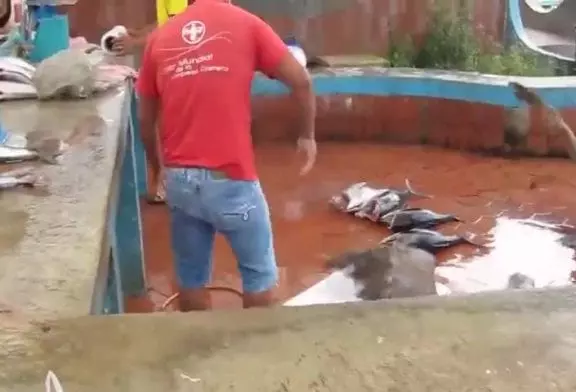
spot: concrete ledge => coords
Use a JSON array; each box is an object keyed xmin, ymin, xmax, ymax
[
  {"xmin": 0, "ymin": 88, "xmax": 129, "ymax": 319},
  {"xmin": 253, "ymin": 67, "xmax": 576, "ymax": 106},
  {"xmin": 1, "ymin": 287, "xmax": 576, "ymax": 391}
]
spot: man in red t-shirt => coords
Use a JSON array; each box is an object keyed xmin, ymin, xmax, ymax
[{"xmin": 136, "ymin": 0, "xmax": 316, "ymax": 310}]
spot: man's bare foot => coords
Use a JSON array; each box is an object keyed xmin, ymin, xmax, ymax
[
  {"xmin": 179, "ymin": 288, "xmax": 211, "ymax": 311},
  {"xmin": 242, "ymin": 289, "xmax": 276, "ymax": 308}
]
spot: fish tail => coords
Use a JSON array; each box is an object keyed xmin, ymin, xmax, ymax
[
  {"xmin": 461, "ymin": 233, "xmax": 484, "ymax": 248},
  {"xmin": 404, "ymin": 178, "xmax": 432, "ymax": 199},
  {"xmin": 379, "ymin": 232, "xmax": 400, "ymax": 245}
]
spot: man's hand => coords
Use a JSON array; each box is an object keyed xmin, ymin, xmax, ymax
[
  {"xmin": 297, "ymin": 136, "xmax": 317, "ymax": 176},
  {"xmin": 111, "ymin": 30, "xmax": 140, "ymax": 56}
]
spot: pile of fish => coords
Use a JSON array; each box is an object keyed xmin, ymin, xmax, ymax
[
  {"xmin": 330, "ymin": 179, "xmax": 478, "ymax": 254},
  {"xmin": 0, "ymin": 166, "xmax": 45, "ymax": 190},
  {"xmin": 0, "ymin": 57, "xmax": 37, "ymax": 101}
]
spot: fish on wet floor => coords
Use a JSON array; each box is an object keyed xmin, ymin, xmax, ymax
[
  {"xmin": 325, "ymin": 242, "xmax": 438, "ymax": 300},
  {"xmin": 379, "ymin": 207, "xmax": 461, "ymax": 232},
  {"xmin": 0, "ymin": 166, "xmax": 44, "ymax": 189},
  {"xmin": 507, "ymin": 272, "xmax": 535, "ymax": 290},
  {"xmin": 331, "ymin": 179, "xmax": 431, "ymax": 221},
  {"xmin": 380, "ymin": 228, "xmax": 481, "ymax": 254},
  {"xmin": 354, "ymin": 179, "xmax": 431, "ymax": 221},
  {"xmin": 330, "ymin": 182, "xmax": 388, "ymax": 213}
]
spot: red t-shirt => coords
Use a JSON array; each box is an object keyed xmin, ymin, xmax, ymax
[{"xmin": 136, "ymin": 0, "xmax": 289, "ymax": 180}]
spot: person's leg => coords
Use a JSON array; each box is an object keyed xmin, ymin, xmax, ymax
[
  {"xmin": 165, "ymin": 168, "xmax": 215, "ymax": 311},
  {"xmin": 205, "ymin": 175, "xmax": 278, "ymax": 308},
  {"xmin": 168, "ymin": 207, "xmax": 215, "ymax": 310}
]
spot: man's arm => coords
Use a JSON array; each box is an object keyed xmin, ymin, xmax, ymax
[
  {"xmin": 253, "ymin": 19, "xmax": 316, "ymax": 141},
  {"xmin": 135, "ymin": 36, "xmax": 161, "ymax": 184},
  {"xmin": 130, "ymin": 24, "xmax": 158, "ymax": 46},
  {"xmin": 111, "ymin": 24, "xmax": 157, "ymax": 55}
]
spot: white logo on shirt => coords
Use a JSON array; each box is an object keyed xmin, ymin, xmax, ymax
[
  {"xmin": 159, "ymin": 20, "xmax": 233, "ymax": 79},
  {"xmin": 182, "ymin": 21, "xmax": 206, "ymax": 45}
]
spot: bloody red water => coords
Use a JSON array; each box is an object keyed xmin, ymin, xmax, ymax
[{"xmin": 126, "ymin": 143, "xmax": 576, "ymax": 312}]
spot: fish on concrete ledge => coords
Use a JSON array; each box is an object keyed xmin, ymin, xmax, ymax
[{"xmin": 0, "ymin": 166, "xmax": 45, "ymax": 189}]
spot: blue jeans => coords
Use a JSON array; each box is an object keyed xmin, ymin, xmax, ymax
[{"xmin": 164, "ymin": 167, "xmax": 278, "ymax": 293}]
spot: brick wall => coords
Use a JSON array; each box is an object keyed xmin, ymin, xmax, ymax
[{"xmin": 65, "ymin": 0, "xmax": 506, "ymax": 56}]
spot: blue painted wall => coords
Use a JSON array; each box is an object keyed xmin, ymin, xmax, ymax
[{"xmin": 251, "ymin": 71, "xmax": 576, "ymax": 109}]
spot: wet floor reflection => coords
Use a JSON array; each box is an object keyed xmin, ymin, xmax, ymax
[
  {"xmin": 135, "ymin": 143, "xmax": 576, "ymax": 311},
  {"xmin": 437, "ymin": 216, "xmax": 576, "ymax": 294}
]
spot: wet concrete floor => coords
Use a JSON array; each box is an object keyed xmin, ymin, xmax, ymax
[{"xmin": 126, "ymin": 142, "xmax": 576, "ymax": 312}]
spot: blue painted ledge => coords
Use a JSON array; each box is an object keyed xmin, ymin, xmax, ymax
[{"xmin": 251, "ymin": 68, "xmax": 576, "ymax": 109}]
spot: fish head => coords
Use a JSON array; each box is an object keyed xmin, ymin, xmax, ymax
[
  {"xmin": 339, "ymin": 182, "xmax": 367, "ymax": 211},
  {"xmin": 329, "ymin": 194, "xmax": 347, "ymax": 211}
]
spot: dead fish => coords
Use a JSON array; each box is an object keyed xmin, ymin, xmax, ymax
[
  {"xmin": 507, "ymin": 273, "xmax": 535, "ymax": 290},
  {"xmin": 0, "ymin": 57, "xmax": 35, "ymax": 82},
  {"xmin": 0, "ymin": 166, "xmax": 43, "ymax": 189},
  {"xmin": 0, "ymin": 145, "xmax": 38, "ymax": 163},
  {"xmin": 380, "ymin": 228, "xmax": 479, "ymax": 254},
  {"xmin": 330, "ymin": 182, "xmax": 388, "ymax": 213},
  {"xmin": 380, "ymin": 208, "xmax": 461, "ymax": 232},
  {"xmin": 354, "ymin": 179, "xmax": 431, "ymax": 221},
  {"xmin": 326, "ymin": 242, "xmax": 437, "ymax": 300}
]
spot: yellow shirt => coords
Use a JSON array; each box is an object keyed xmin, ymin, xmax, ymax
[{"xmin": 156, "ymin": 0, "xmax": 188, "ymax": 26}]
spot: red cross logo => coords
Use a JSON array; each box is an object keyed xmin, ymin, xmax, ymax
[{"xmin": 181, "ymin": 21, "xmax": 206, "ymax": 45}]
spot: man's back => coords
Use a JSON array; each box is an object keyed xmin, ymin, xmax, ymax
[{"xmin": 137, "ymin": 0, "xmax": 288, "ymax": 180}]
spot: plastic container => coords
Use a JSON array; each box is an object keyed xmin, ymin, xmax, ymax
[{"xmin": 28, "ymin": 9, "xmax": 70, "ymax": 63}]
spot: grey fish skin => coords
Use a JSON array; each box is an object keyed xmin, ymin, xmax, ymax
[
  {"xmin": 330, "ymin": 182, "xmax": 388, "ymax": 213},
  {"xmin": 0, "ymin": 166, "xmax": 41, "ymax": 189},
  {"xmin": 0, "ymin": 174, "xmax": 37, "ymax": 189},
  {"xmin": 380, "ymin": 228, "xmax": 479, "ymax": 254},
  {"xmin": 0, "ymin": 145, "xmax": 38, "ymax": 163},
  {"xmin": 325, "ymin": 242, "xmax": 437, "ymax": 301},
  {"xmin": 507, "ymin": 273, "xmax": 535, "ymax": 290},
  {"xmin": 351, "ymin": 179, "xmax": 431, "ymax": 221},
  {"xmin": 380, "ymin": 208, "xmax": 461, "ymax": 232}
]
